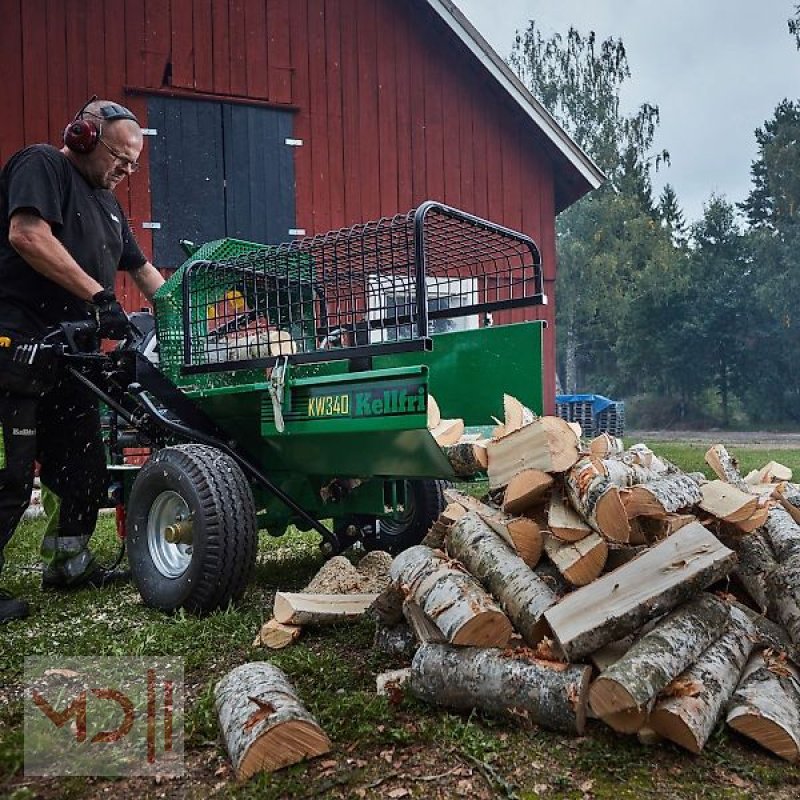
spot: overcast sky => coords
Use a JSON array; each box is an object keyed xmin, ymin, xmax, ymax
[{"xmin": 455, "ymin": 0, "xmax": 800, "ymax": 223}]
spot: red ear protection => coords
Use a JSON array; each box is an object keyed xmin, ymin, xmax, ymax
[{"xmin": 63, "ymin": 96, "xmax": 139, "ymax": 154}]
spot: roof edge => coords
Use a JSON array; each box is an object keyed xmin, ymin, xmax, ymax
[{"xmin": 425, "ymin": 0, "xmax": 606, "ymax": 194}]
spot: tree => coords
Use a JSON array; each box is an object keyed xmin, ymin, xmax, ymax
[
  {"xmin": 510, "ymin": 23, "xmax": 673, "ymax": 393},
  {"xmin": 657, "ymin": 184, "xmax": 688, "ymax": 247},
  {"xmin": 740, "ymin": 99, "xmax": 800, "ymax": 231},
  {"xmin": 789, "ymin": 5, "xmax": 800, "ymax": 49}
]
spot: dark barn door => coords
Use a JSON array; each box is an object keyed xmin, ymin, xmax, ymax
[{"xmin": 147, "ymin": 96, "xmax": 296, "ymax": 267}]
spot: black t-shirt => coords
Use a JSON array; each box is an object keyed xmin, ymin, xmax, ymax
[{"xmin": 0, "ymin": 144, "xmax": 146, "ymax": 337}]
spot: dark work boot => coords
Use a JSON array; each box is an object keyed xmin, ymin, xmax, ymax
[
  {"xmin": 42, "ymin": 563, "xmax": 131, "ymax": 591},
  {"xmin": 0, "ymin": 589, "xmax": 29, "ymax": 623}
]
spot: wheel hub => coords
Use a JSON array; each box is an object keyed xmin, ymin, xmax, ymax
[{"xmin": 147, "ymin": 490, "xmax": 193, "ymax": 578}]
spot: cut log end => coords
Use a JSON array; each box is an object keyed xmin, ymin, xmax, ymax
[
  {"xmin": 237, "ymin": 720, "xmax": 331, "ymax": 779},
  {"xmin": 601, "ymin": 707, "xmax": 650, "ymax": 735},
  {"xmin": 648, "ymin": 709, "xmax": 702, "ymax": 754},
  {"xmin": 727, "ymin": 715, "xmax": 800, "ymax": 763},
  {"xmin": 590, "ymin": 678, "xmax": 637, "ymax": 720},
  {"xmin": 450, "ymin": 611, "xmax": 514, "ymax": 648}
]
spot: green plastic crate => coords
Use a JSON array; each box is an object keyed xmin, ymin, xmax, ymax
[{"xmin": 153, "ymin": 238, "xmax": 272, "ymax": 391}]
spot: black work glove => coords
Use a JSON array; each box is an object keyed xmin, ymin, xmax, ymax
[{"xmin": 91, "ymin": 289, "xmax": 130, "ymax": 340}]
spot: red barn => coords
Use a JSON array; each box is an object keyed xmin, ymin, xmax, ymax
[{"xmin": 0, "ymin": 0, "xmax": 602, "ymax": 410}]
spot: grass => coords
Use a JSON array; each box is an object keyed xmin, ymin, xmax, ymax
[{"xmin": 1, "ymin": 441, "xmax": 800, "ymax": 798}]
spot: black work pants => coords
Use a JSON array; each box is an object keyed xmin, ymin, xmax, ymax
[{"xmin": 0, "ymin": 369, "xmax": 108, "ymax": 575}]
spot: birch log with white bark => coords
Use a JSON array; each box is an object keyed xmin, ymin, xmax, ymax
[
  {"xmin": 389, "ymin": 545, "xmax": 513, "ymax": 647},
  {"xmin": 589, "ymin": 594, "xmax": 730, "ymax": 719},
  {"xmin": 762, "ymin": 507, "xmax": 800, "ymax": 562},
  {"xmin": 649, "ymin": 606, "xmax": 755, "ymax": 753},
  {"xmin": 214, "ymin": 663, "xmax": 331, "ymax": 779},
  {"xmin": 410, "ymin": 643, "xmax": 592, "ymax": 734},
  {"xmin": 705, "ymin": 445, "xmax": 749, "ymax": 490},
  {"xmin": 374, "ymin": 622, "xmax": 418, "ymax": 658},
  {"xmin": 543, "ymin": 532, "xmax": 608, "ymax": 586},
  {"xmin": 444, "ymin": 440, "xmax": 489, "ymax": 478},
  {"xmin": 548, "ymin": 487, "xmax": 592, "ymax": 542},
  {"xmin": 565, "ymin": 457, "xmax": 631, "ymax": 543},
  {"xmin": 767, "ymin": 556, "xmax": 800, "ymax": 645},
  {"xmin": 623, "ymin": 475, "xmax": 703, "ymax": 519},
  {"xmin": 446, "ymin": 512, "xmax": 558, "ymax": 645},
  {"xmin": 487, "ymin": 416, "xmax": 581, "ymax": 487},
  {"xmin": 273, "ymin": 593, "xmax": 378, "ymax": 626},
  {"xmin": 544, "ymin": 523, "xmax": 736, "ymax": 662},
  {"xmin": 726, "ymin": 650, "xmax": 800, "ymax": 762}
]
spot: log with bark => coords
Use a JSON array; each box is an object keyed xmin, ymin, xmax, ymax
[
  {"xmin": 762, "ymin": 506, "xmax": 800, "ymax": 563},
  {"xmin": 637, "ymin": 513, "xmax": 697, "ymax": 544},
  {"xmin": 564, "ymin": 457, "xmax": 631, "ymax": 543},
  {"xmin": 726, "ymin": 649, "xmax": 800, "ymax": 762},
  {"xmin": 589, "ymin": 594, "xmax": 730, "ymax": 723},
  {"xmin": 543, "ymin": 532, "xmax": 608, "ymax": 587},
  {"xmin": 649, "ymin": 605, "xmax": 755, "ymax": 753},
  {"xmin": 623, "ymin": 475, "xmax": 703, "ymax": 520},
  {"xmin": 501, "ymin": 393, "xmax": 537, "ymax": 436},
  {"xmin": 376, "ymin": 667, "xmax": 412, "ymax": 698},
  {"xmin": 444, "ymin": 439, "xmax": 489, "ymax": 478},
  {"xmin": 273, "ymin": 592, "xmax": 379, "ymax": 626},
  {"xmin": 544, "ymin": 522, "xmax": 737, "ymax": 661},
  {"xmin": 547, "ymin": 487, "xmax": 592, "ymax": 542},
  {"xmin": 374, "ymin": 622, "xmax": 418, "ymax": 658},
  {"xmin": 252, "ymin": 619, "xmax": 303, "ymax": 650},
  {"xmin": 705, "ymin": 445, "xmax": 749, "ymax": 489},
  {"xmin": 502, "ymin": 469, "xmax": 554, "ymax": 515},
  {"xmin": 446, "ymin": 512, "xmax": 558, "ymax": 645},
  {"xmin": 444, "ymin": 490, "xmax": 543, "ymax": 567},
  {"xmin": 487, "ymin": 416, "xmax": 581, "ymax": 487},
  {"xmin": 767, "ymin": 557, "xmax": 800, "ymax": 645},
  {"xmin": 214, "ymin": 662, "xmax": 331, "ymax": 779},
  {"xmin": 410, "ymin": 643, "xmax": 592, "ymax": 734},
  {"xmin": 590, "ymin": 433, "xmax": 624, "ymax": 459},
  {"xmin": 389, "ymin": 545, "xmax": 513, "ymax": 647}
]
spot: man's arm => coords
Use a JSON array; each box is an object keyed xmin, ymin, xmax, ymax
[
  {"xmin": 8, "ymin": 212, "xmax": 103, "ymax": 301},
  {"xmin": 129, "ymin": 261, "xmax": 165, "ymax": 301}
]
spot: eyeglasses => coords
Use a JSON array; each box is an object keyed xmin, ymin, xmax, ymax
[{"xmin": 97, "ymin": 137, "xmax": 140, "ymax": 172}]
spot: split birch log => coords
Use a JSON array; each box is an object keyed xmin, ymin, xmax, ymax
[
  {"xmin": 726, "ymin": 532, "xmax": 777, "ymax": 615},
  {"xmin": 487, "ymin": 416, "xmax": 581, "ymax": 488},
  {"xmin": 446, "ymin": 512, "xmax": 557, "ymax": 645},
  {"xmin": 502, "ymin": 469, "xmax": 554, "ymax": 515},
  {"xmin": 544, "ymin": 522, "xmax": 737, "ymax": 661},
  {"xmin": 410, "ymin": 643, "xmax": 592, "ymax": 734},
  {"xmin": 443, "ymin": 490, "xmax": 543, "ymax": 567},
  {"xmin": 762, "ymin": 506, "xmax": 800, "ymax": 563},
  {"xmin": 502, "ymin": 393, "xmax": 537, "ymax": 435},
  {"xmin": 273, "ymin": 592, "xmax": 378, "ymax": 626},
  {"xmin": 602, "ymin": 459, "xmax": 663, "ymax": 489},
  {"xmin": 401, "ymin": 599, "xmax": 446, "ymax": 644},
  {"xmin": 649, "ymin": 605, "xmax": 755, "ymax": 753},
  {"xmin": 590, "ymin": 433, "xmax": 624, "ymax": 458},
  {"xmin": 565, "ymin": 457, "xmax": 631, "ymax": 543},
  {"xmin": 543, "ymin": 532, "xmax": 608, "ymax": 587},
  {"xmin": 698, "ymin": 480, "xmax": 759, "ymax": 525},
  {"xmin": 767, "ymin": 556, "xmax": 800, "ymax": 645},
  {"xmin": 756, "ymin": 461, "xmax": 793, "ymax": 484},
  {"xmin": 728, "ymin": 599, "xmax": 798, "ymax": 659},
  {"xmin": 534, "ymin": 560, "xmax": 573, "ymax": 599},
  {"xmin": 374, "ymin": 623, "xmax": 418, "ymax": 658},
  {"xmin": 705, "ymin": 445, "xmax": 749, "ymax": 490},
  {"xmin": 252, "ymin": 619, "xmax": 302, "ymax": 650},
  {"xmin": 547, "ymin": 487, "xmax": 592, "ymax": 542},
  {"xmin": 604, "ymin": 544, "xmax": 648, "ymax": 572},
  {"xmin": 376, "ymin": 668, "xmax": 411, "ymax": 697},
  {"xmin": 623, "ymin": 475, "xmax": 703, "ymax": 519},
  {"xmin": 214, "ymin": 662, "xmax": 331, "ymax": 779},
  {"xmin": 726, "ymin": 650, "xmax": 800, "ymax": 762},
  {"xmin": 427, "ymin": 394, "xmax": 441, "ymax": 429},
  {"xmin": 390, "ymin": 545, "xmax": 513, "ymax": 647},
  {"xmin": 623, "ymin": 443, "xmax": 674, "ymax": 473},
  {"xmin": 589, "ymin": 594, "xmax": 730, "ymax": 720},
  {"xmin": 443, "ymin": 439, "xmax": 489, "ymax": 477},
  {"xmin": 779, "ymin": 485, "xmax": 800, "ymax": 524},
  {"xmin": 638, "ymin": 513, "xmax": 696, "ymax": 543},
  {"xmin": 370, "ymin": 585, "xmax": 405, "ymax": 625},
  {"xmin": 431, "ymin": 418, "xmax": 465, "ymax": 447}
]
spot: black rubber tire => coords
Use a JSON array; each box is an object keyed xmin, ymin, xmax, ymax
[
  {"xmin": 126, "ymin": 444, "xmax": 258, "ymax": 614},
  {"xmin": 365, "ymin": 479, "xmax": 449, "ymax": 555}
]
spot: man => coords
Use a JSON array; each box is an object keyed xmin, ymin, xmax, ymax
[{"xmin": 0, "ymin": 98, "xmax": 165, "ymax": 623}]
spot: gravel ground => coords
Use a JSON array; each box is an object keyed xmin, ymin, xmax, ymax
[{"xmin": 627, "ymin": 430, "xmax": 800, "ymax": 449}]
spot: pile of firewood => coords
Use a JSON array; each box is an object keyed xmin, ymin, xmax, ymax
[{"xmin": 373, "ymin": 397, "xmax": 800, "ymax": 762}]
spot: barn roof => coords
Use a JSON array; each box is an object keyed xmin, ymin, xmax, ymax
[{"xmin": 425, "ymin": 0, "xmax": 605, "ymax": 211}]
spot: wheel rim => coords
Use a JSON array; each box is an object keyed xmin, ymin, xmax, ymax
[
  {"xmin": 147, "ymin": 490, "xmax": 192, "ymax": 578},
  {"xmin": 378, "ymin": 483, "xmax": 415, "ymax": 537}
]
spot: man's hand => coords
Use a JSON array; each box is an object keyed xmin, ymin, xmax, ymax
[{"xmin": 92, "ymin": 289, "xmax": 129, "ymax": 339}]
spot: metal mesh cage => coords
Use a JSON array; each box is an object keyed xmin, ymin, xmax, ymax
[{"xmin": 156, "ymin": 201, "xmax": 546, "ymax": 383}]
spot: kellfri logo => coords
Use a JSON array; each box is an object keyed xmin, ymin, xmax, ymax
[{"xmin": 24, "ymin": 657, "xmax": 184, "ymax": 777}]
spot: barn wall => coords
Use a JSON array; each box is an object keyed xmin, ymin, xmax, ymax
[{"xmin": 0, "ymin": 0, "xmax": 563, "ymax": 409}]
